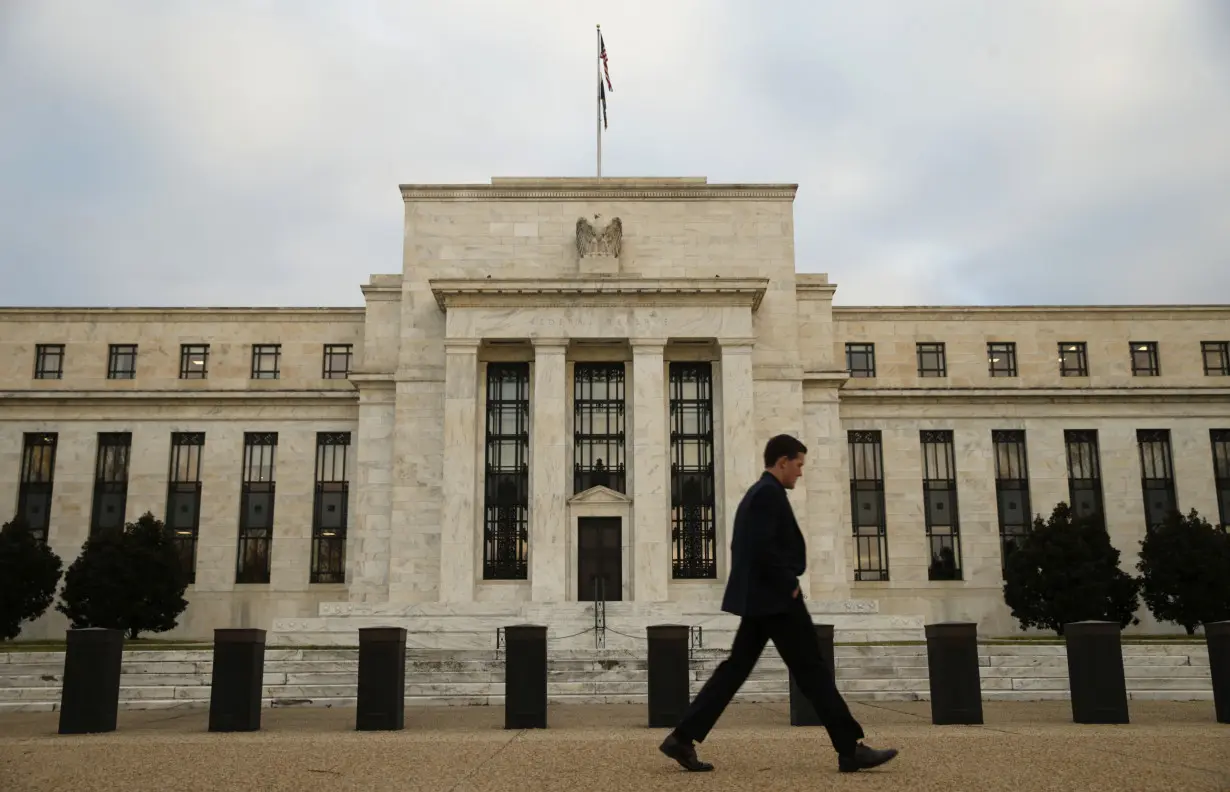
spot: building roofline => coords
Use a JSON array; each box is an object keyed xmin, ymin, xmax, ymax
[{"xmin": 399, "ymin": 177, "xmax": 798, "ymax": 202}]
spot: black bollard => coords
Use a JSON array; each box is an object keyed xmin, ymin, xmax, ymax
[
  {"xmin": 58, "ymin": 627, "xmax": 124, "ymax": 734},
  {"xmin": 504, "ymin": 624, "xmax": 548, "ymax": 729},
  {"xmin": 1064, "ymin": 620, "xmax": 1129, "ymax": 724},
  {"xmin": 357, "ymin": 627, "xmax": 407, "ymax": 731},
  {"xmin": 208, "ymin": 628, "xmax": 266, "ymax": 732},
  {"xmin": 789, "ymin": 623, "xmax": 836, "ymax": 726},
  {"xmin": 925, "ymin": 621, "xmax": 984, "ymax": 724},
  {"xmin": 646, "ymin": 625, "xmax": 691, "ymax": 728},
  {"xmin": 1206, "ymin": 620, "xmax": 1230, "ymax": 724}
]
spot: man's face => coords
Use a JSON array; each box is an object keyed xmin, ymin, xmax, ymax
[{"xmin": 776, "ymin": 452, "xmax": 806, "ymax": 489}]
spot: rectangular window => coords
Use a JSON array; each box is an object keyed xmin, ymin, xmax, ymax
[
  {"xmin": 90, "ymin": 432, "xmax": 132, "ymax": 536},
  {"xmin": 1131, "ymin": 341, "xmax": 1159, "ymax": 376},
  {"xmin": 17, "ymin": 433, "xmax": 57, "ymax": 542},
  {"xmin": 845, "ymin": 343, "xmax": 876, "ymax": 378},
  {"xmin": 483, "ymin": 363, "xmax": 530, "ymax": 580},
  {"xmin": 992, "ymin": 430, "xmax": 1032, "ymax": 577},
  {"xmin": 1065, "ymin": 429, "xmax": 1105, "ymax": 528},
  {"xmin": 179, "ymin": 344, "xmax": 209, "ymax": 379},
  {"xmin": 237, "ymin": 432, "xmax": 277, "ymax": 584},
  {"xmin": 34, "ymin": 344, "xmax": 64, "ymax": 379},
  {"xmin": 849, "ymin": 430, "xmax": 888, "ymax": 581},
  {"xmin": 322, "ymin": 344, "xmax": 352, "ymax": 379},
  {"xmin": 916, "ymin": 343, "xmax": 946, "ymax": 377},
  {"xmin": 311, "ymin": 432, "xmax": 350, "ymax": 583},
  {"xmin": 921, "ymin": 430, "xmax": 962, "ymax": 580},
  {"xmin": 669, "ymin": 362, "xmax": 717, "ymax": 579},
  {"xmin": 1059, "ymin": 342, "xmax": 1088, "ymax": 377},
  {"xmin": 1202, "ymin": 341, "xmax": 1230, "ymax": 376},
  {"xmin": 251, "ymin": 344, "xmax": 281, "ymax": 379},
  {"xmin": 166, "ymin": 432, "xmax": 204, "ymax": 583},
  {"xmin": 107, "ymin": 344, "xmax": 137, "ymax": 379},
  {"xmin": 987, "ymin": 342, "xmax": 1017, "ymax": 377},
  {"xmin": 1137, "ymin": 429, "xmax": 1177, "ymax": 528},
  {"xmin": 1212, "ymin": 430, "xmax": 1230, "ymax": 529},
  {"xmin": 573, "ymin": 363, "xmax": 626, "ymax": 494}
]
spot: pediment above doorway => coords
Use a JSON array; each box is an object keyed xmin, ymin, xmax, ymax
[{"xmin": 568, "ymin": 485, "xmax": 632, "ymax": 505}]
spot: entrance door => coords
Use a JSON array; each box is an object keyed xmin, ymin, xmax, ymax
[{"xmin": 577, "ymin": 517, "xmax": 622, "ymax": 602}]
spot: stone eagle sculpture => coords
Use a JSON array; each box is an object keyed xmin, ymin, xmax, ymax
[{"xmin": 575, "ymin": 215, "xmax": 622, "ymax": 258}]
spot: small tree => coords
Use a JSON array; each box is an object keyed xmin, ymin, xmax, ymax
[
  {"xmin": 1137, "ymin": 508, "xmax": 1230, "ymax": 634},
  {"xmin": 0, "ymin": 517, "xmax": 63, "ymax": 640},
  {"xmin": 56, "ymin": 512, "xmax": 188, "ymax": 640},
  {"xmin": 1003, "ymin": 502, "xmax": 1141, "ymax": 635}
]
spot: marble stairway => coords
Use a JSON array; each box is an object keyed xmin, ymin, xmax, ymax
[
  {"xmin": 0, "ymin": 643, "xmax": 1214, "ymax": 714},
  {"xmin": 268, "ymin": 599, "xmax": 926, "ymax": 648}
]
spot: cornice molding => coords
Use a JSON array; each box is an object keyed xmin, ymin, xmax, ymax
[
  {"xmin": 834, "ymin": 386, "xmax": 1230, "ymax": 405},
  {"xmin": 400, "ymin": 181, "xmax": 797, "ymax": 202},
  {"xmin": 832, "ymin": 305, "xmax": 1230, "ymax": 322},
  {"xmin": 428, "ymin": 277, "xmax": 769, "ymax": 312},
  {"xmin": 0, "ymin": 307, "xmax": 365, "ymax": 323},
  {"xmin": 0, "ymin": 389, "xmax": 360, "ymax": 408}
]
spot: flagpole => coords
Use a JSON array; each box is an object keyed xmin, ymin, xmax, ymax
[{"xmin": 596, "ymin": 24, "xmax": 602, "ymax": 179}]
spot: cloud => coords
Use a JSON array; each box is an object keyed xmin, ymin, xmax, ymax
[{"xmin": 0, "ymin": 0, "xmax": 1227, "ymax": 307}]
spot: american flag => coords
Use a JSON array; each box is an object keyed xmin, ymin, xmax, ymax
[
  {"xmin": 599, "ymin": 31, "xmax": 612, "ymax": 92},
  {"xmin": 599, "ymin": 31, "xmax": 611, "ymax": 128}
]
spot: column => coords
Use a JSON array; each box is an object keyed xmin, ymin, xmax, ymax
[
  {"xmin": 530, "ymin": 338, "xmax": 569, "ymax": 602},
  {"xmin": 803, "ymin": 380, "xmax": 850, "ymax": 598},
  {"xmin": 632, "ymin": 339, "xmax": 669, "ymax": 602},
  {"xmin": 439, "ymin": 339, "xmax": 480, "ymax": 602},
  {"xmin": 348, "ymin": 377, "xmax": 395, "ymax": 602},
  {"xmin": 720, "ymin": 340, "xmax": 758, "ymax": 582}
]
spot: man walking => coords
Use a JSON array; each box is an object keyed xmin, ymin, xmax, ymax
[{"xmin": 659, "ymin": 434, "xmax": 899, "ymax": 774}]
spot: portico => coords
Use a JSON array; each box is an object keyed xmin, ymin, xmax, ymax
[{"xmin": 418, "ymin": 276, "xmax": 768, "ymax": 606}]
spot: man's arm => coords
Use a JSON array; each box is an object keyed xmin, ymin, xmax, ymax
[{"xmin": 749, "ymin": 488, "xmax": 801, "ymax": 599}]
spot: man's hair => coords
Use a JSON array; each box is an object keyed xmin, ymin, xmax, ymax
[{"xmin": 763, "ymin": 434, "xmax": 808, "ymax": 468}]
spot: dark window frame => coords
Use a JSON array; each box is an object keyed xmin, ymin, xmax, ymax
[
  {"xmin": 107, "ymin": 344, "xmax": 138, "ymax": 379},
  {"xmin": 1059, "ymin": 342, "xmax": 1088, "ymax": 377},
  {"xmin": 166, "ymin": 432, "xmax": 205, "ymax": 584},
  {"xmin": 917, "ymin": 342, "xmax": 947, "ymax": 377},
  {"xmin": 17, "ymin": 432, "xmax": 58, "ymax": 543},
  {"xmin": 1137, "ymin": 429, "xmax": 1177, "ymax": 528},
  {"xmin": 573, "ymin": 362, "xmax": 627, "ymax": 494},
  {"xmin": 1202, "ymin": 341, "xmax": 1230, "ymax": 376},
  {"xmin": 1064, "ymin": 429, "xmax": 1105, "ymax": 529},
  {"xmin": 90, "ymin": 432, "xmax": 132, "ymax": 536},
  {"xmin": 236, "ymin": 432, "xmax": 277, "ymax": 584},
  {"xmin": 845, "ymin": 343, "xmax": 876, "ymax": 378},
  {"xmin": 483, "ymin": 363, "xmax": 530, "ymax": 580},
  {"xmin": 992, "ymin": 430, "xmax": 1032, "ymax": 578},
  {"xmin": 987, "ymin": 342, "xmax": 1017, "ymax": 377},
  {"xmin": 179, "ymin": 344, "xmax": 209, "ymax": 379},
  {"xmin": 310, "ymin": 432, "xmax": 350, "ymax": 584},
  {"xmin": 669, "ymin": 361, "xmax": 717, "ymax": 580},
  {"xmin": 1212, "ymin": 429, "xmax": 1230, "ymax": 529},
  {"xmin": 921, "ymin": 429, "xmax": 962, "ymax": 580},
  {"xmin": 849, "ymin": 430, "xmax": 889, "ymax": 581},
  {"xmin": 34, "ymin": 344, "xmax": 65, "ymax": 379},
  {"xmin": 251, "ymin": 344, "xmax": 281, "ymax": 379},
  {"xmin": 322, "ymin": 344, "xmax": 353, "ymax": 379},
  {"xmin": 1131, "ymin": 341, "xmax": 1159, "ymax": 376}
]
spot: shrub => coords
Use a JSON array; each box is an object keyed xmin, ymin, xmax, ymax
[{"xmin": 1003, "ymin": 502, "xmax": 1141, "ymax": 635}]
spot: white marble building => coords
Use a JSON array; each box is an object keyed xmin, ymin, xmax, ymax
[{"xmin": 2, "ymin": 177, "xmax": 1229, "ymax": 647}]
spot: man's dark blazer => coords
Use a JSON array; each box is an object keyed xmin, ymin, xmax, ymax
[{"xmin": 720, "ymin": 470, "xmax": 807, "ymax": 618}]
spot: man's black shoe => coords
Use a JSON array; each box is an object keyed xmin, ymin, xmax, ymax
[
  {"xmin": 659, "ymin": 732, "xmax": 714, "ymax": 772},
  {"xmin": 838, "ymin": 743, "xmax": 899, "ymax": 772}
]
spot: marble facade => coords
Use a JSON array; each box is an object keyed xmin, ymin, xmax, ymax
[{"xmin": 1, "ymin": 177, "xmax": 1229, "ymax": 646}]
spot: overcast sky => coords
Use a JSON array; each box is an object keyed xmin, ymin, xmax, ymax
[{"xmin": 2, "ymin": 1, "xmax": 1228, "ymax": 308}]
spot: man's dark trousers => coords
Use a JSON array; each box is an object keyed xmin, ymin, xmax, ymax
[{"xmin": 673, "ymin": 596, "xmax": 864, "ymax": 755}]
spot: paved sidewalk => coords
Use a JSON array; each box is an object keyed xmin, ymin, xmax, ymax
[{"xmin": 1, "ymin": 701, "xmax": 1227, "ymax": 791}]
